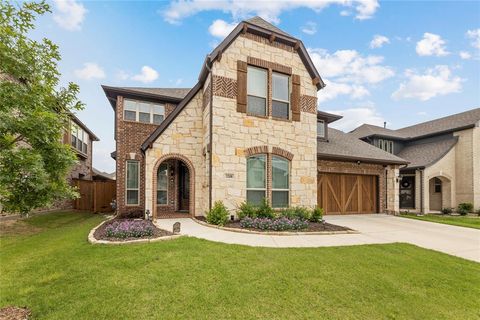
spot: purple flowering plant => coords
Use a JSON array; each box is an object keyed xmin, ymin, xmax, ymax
[
  {"xmin": 240, "ymin": 217, "xmax": 308, "ymax": 231},
  {"xmin": 105, "ymin": 220, "xmax": 154, "ymax": 238}
]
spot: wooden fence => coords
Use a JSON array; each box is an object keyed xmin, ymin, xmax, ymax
[{"xmin": 73, "ymin": 179, "xmax": 116, "ymax": 213}]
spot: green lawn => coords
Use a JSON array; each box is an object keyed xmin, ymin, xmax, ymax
[
  {"xmin": 400, "ymin": 213, "xmax": 480, "ymax": 229},
  {"xmin": 1, "ymin": 212, "xmax": 479, "ymax": 319}
]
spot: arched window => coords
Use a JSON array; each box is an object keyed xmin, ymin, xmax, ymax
[
  {"xmin": 246, "ymin": 155, "xmax": 266, "ymax": 205},
  {"xmin": 157, "ymin": 163, "xmax": 168, "ymax": 205},
  {"xmin": 272, "ymin": 156, "xmax": 289, "ymax": 208}
]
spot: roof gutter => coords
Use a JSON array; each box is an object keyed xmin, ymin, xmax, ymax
[{"xmin": 317, "ymin": 153, "xmax": 409, "ymax": 166}]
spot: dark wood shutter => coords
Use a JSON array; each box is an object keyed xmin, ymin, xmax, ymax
[
  {"xmin": 291, "ymin": 74, "xmax": 301, "ymax": 121},
  {"xmin": 237, "ymin": 61, "xmax": 247, "ymax": 113}
]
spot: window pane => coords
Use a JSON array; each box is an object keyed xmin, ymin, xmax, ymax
[
  {"xmin": 157, "ymin": 164, "xmax": 168, "ymax": 191},
  {"xmin": 126, "ymin": 162, "xmax": 139, "ymax": 189},
  {"xmin": 77, "ymin": 138, "xmax": 82, "ymax": 150},
  {"xmin": 272, "ymin": 73, "xmax": 289, "ymax": 101},
  {"xmin": 124, "ymin": 100, "xmax": 137, "ymax": 111},
  {"xmin": 272, "ymin": 191, "xmax": 289, "ymax": 208},
  {"xmin": 139, "ymin": 112, "xmax": 150, "ymax": 123},
  {"xmin": 247, "ymin": 155, "xmax": 266, "ymax": 189},
  {"xmin": 247, "ymin": 190, "xmax": 265, "ymax": 206},
  {"xmin": 124, "ymin": 110, "xmax": 136, "ymax": 121},
  {"xmin": 153, "ymin": 114, "xmax": 164, "ymax": 124},
  {"xmin": 272, "ymin": 156, "xmax": 289, "ymax": 189},
  {"xmin": 317, "ymin": 120, "xmax": 325, "ymax": 137},
  {"xmin": 247, "ymin": 66, "xmax": 267, "ymax": 98},
  {"xmin": 82, "ymin": 142, "xmax": 87, "ymax": 154},
  {"xmin": 247, "ymin": 96, "xmax": 266, "ymax": 116},
  {"xmin": 272, "ymin": 100, "xmax": 289, "ymax": 119},
  {"xmin": 152, "ymin": 104, "xmax": 164, "ymax": 115},
  {"xmin": 127, "ymin": 190, "xmax": 139, "ymax": 205},
  {"xmin": 157, "ymin": 190, "xmax": 167, "ymax": 205},
  {"xmin": 71, "ymin": 136, "xmax": 76, "ymax": 148},
  {"xmin": 138, "ymin": 102, "xmax": 150, "ymax": 113}
]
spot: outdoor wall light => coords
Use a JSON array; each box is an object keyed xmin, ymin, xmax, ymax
[
  {"xmin": 230, "ymin": 215, "xmax": 235, "ymax": 221},
  {"xmin": 145, "ymin": 210, "xmax": 151, "ymax": 220}
]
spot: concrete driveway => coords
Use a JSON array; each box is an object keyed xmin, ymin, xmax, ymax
[{"xmin": 155, "ymin": 214, "xmax": 480, "ymax": 262}]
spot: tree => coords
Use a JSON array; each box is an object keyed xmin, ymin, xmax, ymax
[{"xmin": 0, "ymin": 1, "xmax": 83, "ymax": 215}]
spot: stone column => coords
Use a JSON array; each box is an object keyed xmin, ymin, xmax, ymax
[{"xmin": 386, "ymin": 165, "xmax": 400, "ymax": 214}]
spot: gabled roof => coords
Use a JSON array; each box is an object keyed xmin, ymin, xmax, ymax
[
  {"xmin": 102, "ymin": 85, "xmax": 190, "ymax": 109},
  {"xmin": 317, "ymin": 128, "xmax": 408, "ymax": 165},
  {"xmin": 245, "ymin": 16, "xmax": 292, "ymax": 37},
  {"xmin": 397, "ymin": 137, "xmax": 458, "ymax": 169},
  {"xmin": 317, "ymin": 110, "xmax": 343, "ymax": 124},
  {"xmin": 70, "ymin": 113, "xmax": 99, "ymax": 141},
  {"xmin": 350, "ymin": 108, "xmax": 480, "ymax": 140}
]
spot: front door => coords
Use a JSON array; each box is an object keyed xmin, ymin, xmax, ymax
[
  {"xmin": 400, "ymin": 176, "xmax": 415, "ymax": 209},
  {"xmin": 178, "ymin": 162, "xmax": 190, "ymax": 212}
]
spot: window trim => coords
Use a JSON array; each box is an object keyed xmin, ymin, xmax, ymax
[
  {"xmin": 125, "ymin": 160, "xmax": 140, "ymax": 206},
  {"xmin": 317, "ymin": 119, "xmax": 327, "ymax": 140},
  {"xmin": 434, "ymin": 177, "xmax": 442, "ymax": 193},
  {"xmin": 246, "ymin": 66, "xmax": 268, "ymax": 117},
  {"xmin": 271, "ymin": 155, "xmax": 290, "ymax": 208},
  {"xmin": 156, "ymin": 163, "xmax": 168, "ymax": 205},
  {"xmin": 123, "ymin": 99, "xmax": 165, "ymax": 125},
  {"xmin": 271, "ymin": 71, "xmax": 291, "ymax": 120},
  {"xmin": 70, "ymin": 123, "xmax": 89, "ymax": 156},
  {"xmin": 246, "ymin": 154, "xmax": 267, "ymax": 205}
]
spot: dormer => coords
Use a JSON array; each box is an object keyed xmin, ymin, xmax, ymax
[{"xmin": 317, "ymin": 111, "xmax": 343, "ymax": 141}]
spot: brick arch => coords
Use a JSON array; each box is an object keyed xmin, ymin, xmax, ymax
[
  {"xmin": 271, "ymin": 147, "xmax": 294, "ymax": 161},
  {"xmin": 244, "ymin": 145, "xmax": 269, "ymax": 157},
  {"xmin": 152, "ymin": 153, "xmax": 195, "ymax": 219}
]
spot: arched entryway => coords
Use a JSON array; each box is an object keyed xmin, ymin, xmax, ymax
[
  {"xmin": 152, "ymin": 154, "xmax": 195, "ymax": 219},
  {"xmin": 428, "ymin": 176, "xmax": 451, "ymax": 212}
]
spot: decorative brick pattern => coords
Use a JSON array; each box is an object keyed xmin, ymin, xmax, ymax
[
  {"xmin": 301, "ymin": 95, "xmax": 317, "ymax": 114},
  {"xmin": 272, "ymin": 147, "xmax": 294, "ymax": 161},
  {"xmin": 241, "ymin": 32, "xmax": 295, "ymax": 53},
  {"xmin": 212, "ymin": 75, "xmax": 237, "ymax": 99},
  {"xmin": 247, "ymin": 56, "xmax": 292, "ymax": 75},
  {"xmin": 244, "ymin": 145, "xmax": 269, "ymax": 157},
  {"xmin": 202, "ymin": 82, "xmax": 211, "ymax": 111}
]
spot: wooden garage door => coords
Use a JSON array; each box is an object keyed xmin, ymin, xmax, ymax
[{"xmin": 318, "ymin": 173, "xmax": 378, "ymax": 214}]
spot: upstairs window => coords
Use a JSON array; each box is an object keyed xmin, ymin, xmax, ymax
[
  {"xmin": 272, "ymin": 72, "xmax": 290, "ymax": 119},
  {"xmin": 71, "ymin": 124, "xmax": 88, "ymax": 154},
  {"xmin": 247, "ymin": 66, "xmax": 267, "ymax": 116},
  {"xmin": 376, "ymin": 139, "xmax": 394, "ymax": 154},
  {"xmin": 317, "ymin": 120, "xmax": 326, "ymax": 138},
  {"xmin": 123, "ymin": 99, "xmax": 165, "ymax": 125}
]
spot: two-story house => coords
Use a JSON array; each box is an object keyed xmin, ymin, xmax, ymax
[
  {"xmin": 350, "ymin": 108, "xmax": 480, "ymax": 213},
  {"xmin": 103, "ymin": 17, "xmax": 406, "ymax": 219}
]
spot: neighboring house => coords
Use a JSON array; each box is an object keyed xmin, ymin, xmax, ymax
[
  {"xmin": 103, "ymin": 17, "xmax": 406, "ymax": 218},
  {"xmin": 92, "ymin": 168, "xmax": 116, "ymax": 181},
  {"xmin": 350, "ymin": 108, "xmax": 480, "ymax": 213}
]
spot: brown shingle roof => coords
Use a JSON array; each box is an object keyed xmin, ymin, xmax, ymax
[
  {"xmin": 350, "ymin": 108, "xmax": 480, "ymax": 140},
  {"xmin": 245, "ymin": 16, "xmax": 292, "ymax": 38},
  {"xmin": 117, "ymin": 87, "xmax": 191, "ymax": 100},
  {"xmin": 397, "ymin": 137, "xmax": 458, "ymax": 169},
  {"xmin": 318, "ymin": 128, "xmax": 408, "ymax": 164}
]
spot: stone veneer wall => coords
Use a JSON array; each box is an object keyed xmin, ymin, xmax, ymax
[
  {"xmin": 145, "ymin": 92, "xmax": 205, "ymax": 217},
  {"xmin": 454, "ymin": 127, "xmax": 478, "ymax": 207},
  {"xmin": 209, "ymin": 34, "xmax": 318, "ymax": 215},
  {"xmin": 317, "ymin": 160, "xmax": 399, "ymax": 213}
]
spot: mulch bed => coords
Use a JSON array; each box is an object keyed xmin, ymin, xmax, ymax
[
  {"xmin": 0, "ymin": 306, "xmax": 31, "ymax": 320},
  {"xmin": 93, "ymin": 219, "xmax": 173, "ymax": 241},
  {"xmin": 195, "ymin": 217, "xmax": 351, "ymax": 232}
]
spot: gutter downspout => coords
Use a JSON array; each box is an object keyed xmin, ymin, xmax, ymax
[
  {"xmin": 420, "ymin": 169, "xmax": 424, "ymax": 214},
  {"xmin": 206, "ymin": 57, "xmax": 213, "ymax": 211}
]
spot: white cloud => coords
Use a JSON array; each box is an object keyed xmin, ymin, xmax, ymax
[
  {"xmin": 370, "ymin": 35, "xmax": 389, "ymax": 48},
  {"xmin": 74, "ymin": 63, "xmax": 105, "ymax": 80},
  {"xmin": 318, "ymin": 80, "xmax": 369, "ymax": 103},
  {"xmin": 459, "ymin": 51, "xmax": 472, "ymax": 60},
  {"xmin": 466, "ymin": 29, "xmax": 480, "ymax": 49},
  {"xmin": 309, "ymin": 48, "xmax": 394, "ymax": 84},
  {"xmin": 163, "ymin": 0, "xmax": 379, "ymax": 24},
  {"xmin": 392, "ymin": 65, "xmax": 463, "ymax": 101},
  {"xmin": 301, "ymin": 21, "xmax": 317, "ymax": 35},
  {"xmin": 340, "ymin": 10, "xmax": 351, "ymax": 16},
  {"xmin": 131, "ymin": 66, "xmax": 159, "ymax": 83},
  {"xmin": 53, "ymin": 0, "xmax": 87, "ymax": 31},
  {"xmin": 417, "ymin": 111, "xmax": 427, "ymax": 116},
  {"xmin": 208, "ymin": 19, "xmax": 237, "ymax": 38},
  {"xmin": 116, "ymin": 70, "xmax": 129, "ymax": 81},
  {"xmin": 416, "ymin": 33, "xmax": 449, "ymax": 56},
  {"xmin": 327, "ymin": 105, "xmax": 385, "ymax": 132}
]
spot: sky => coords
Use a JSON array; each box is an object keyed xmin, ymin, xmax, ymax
[{"xmin": 33, "ymin": 0, "xmax": 480, "ymax": 173}]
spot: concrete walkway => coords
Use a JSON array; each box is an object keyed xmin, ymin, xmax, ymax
[{"xmin": 155, "ymin": 214, "xmax": 480, "ymax": 262}]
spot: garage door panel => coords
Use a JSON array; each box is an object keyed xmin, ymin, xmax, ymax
[{"xmin": 318, "ymin": 173, "xmax": 377, "ymax": 215}]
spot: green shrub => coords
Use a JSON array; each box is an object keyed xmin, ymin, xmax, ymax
[
  {"xmin": 476, "ymin": 208, "xmax": 480, "ymax": 216},
  {"xmin": 206, "ymin": 201, "xmax": 229, "ymax": 226},
  {"xmin": 441, "ymin": 207, "xmax": 453, "ymax": 215},
  {"xmin": 279, "ymin": 207, "xmax": 310, "ymax": 220},
  {"xmin": 237, "ymin": 202, "xmax": 257, "ymax": 219},
  {"xmin": 458, "ymin": 203, "xmax": 473, "ymax": 215},
  {"xmin": 310, "ymin": 207, "xmax": 324, "ymax": 223},
  {"xmin": 256, "ymin": 198, "xmax": 275, "ymax": 218}
]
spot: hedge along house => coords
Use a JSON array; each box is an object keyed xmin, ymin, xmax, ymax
[
  {"xmin": 103, "ymin": 17, "xmax": 407, "ymax": 219},
  {"xmin": 350, "ymin": 108, "xmax": 480, "ymax": 213}
]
